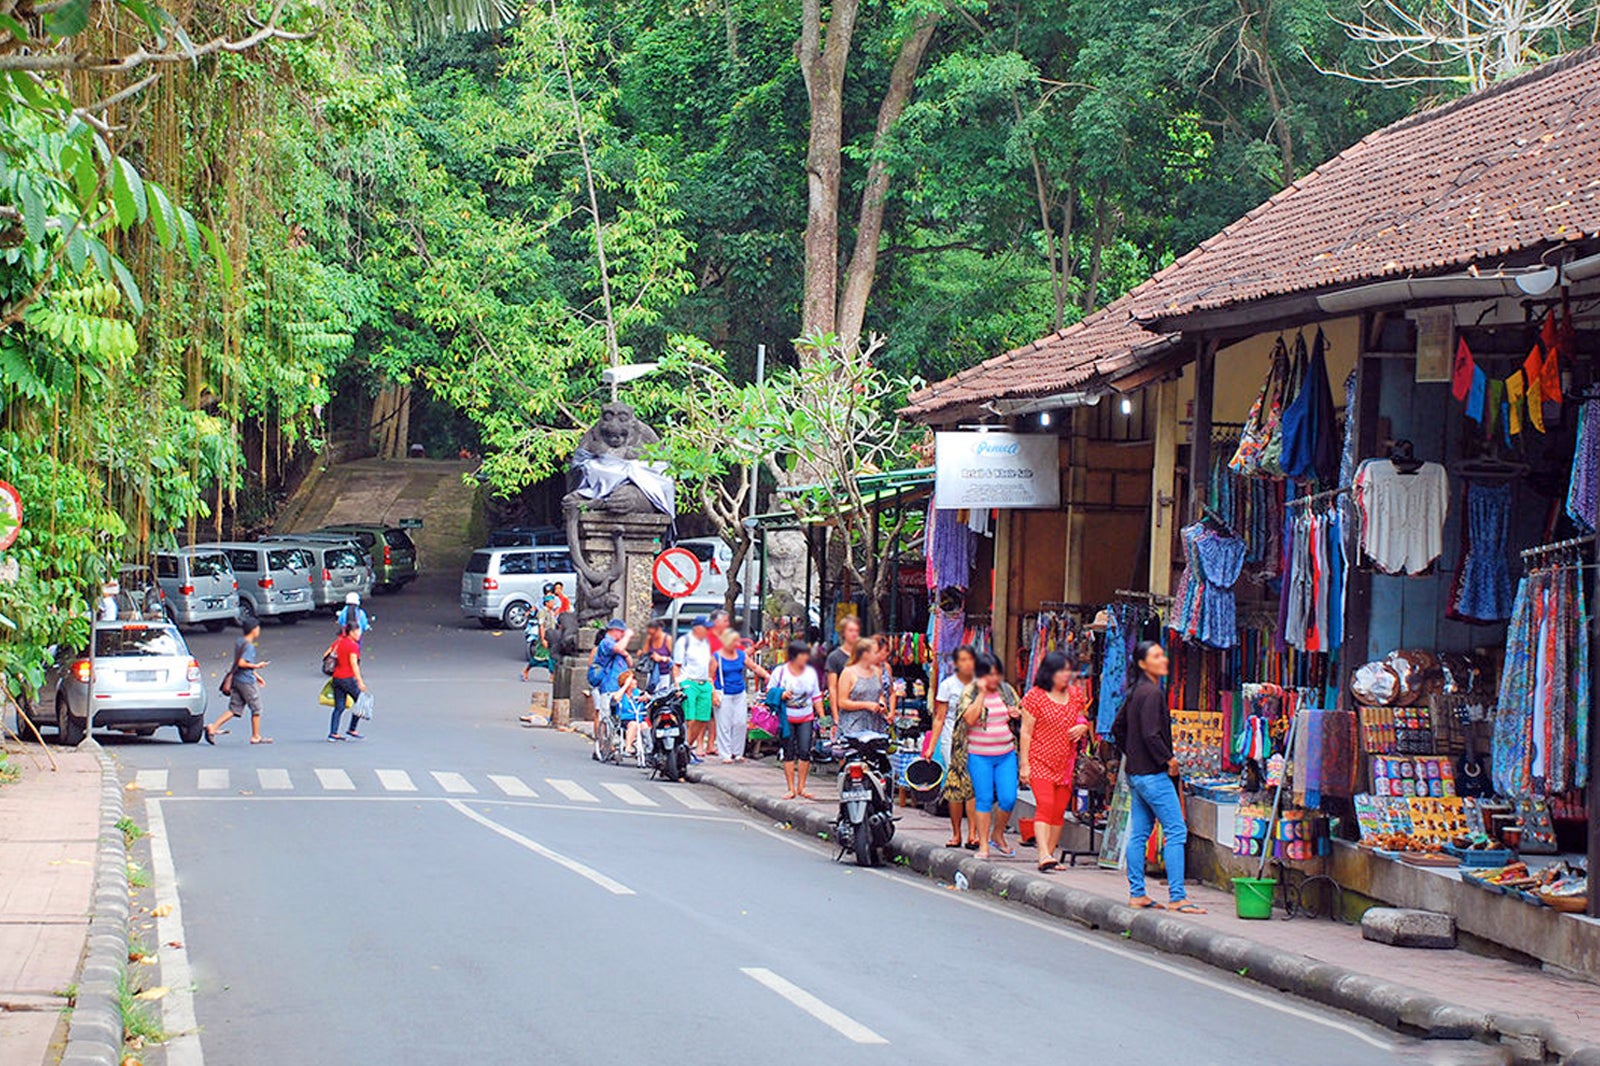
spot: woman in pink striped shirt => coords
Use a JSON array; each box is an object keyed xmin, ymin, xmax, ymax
[{"xmin": 957, "ymin": 653, "xmax": 1022, "ymax": 859}]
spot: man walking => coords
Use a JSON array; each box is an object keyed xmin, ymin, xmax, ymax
[
  {"xmin": 674, "ymin": 616, "xmax": 715, "ymax": 760},
  {"xmin": 206, "ymin": 621, "xmax": 271, "ymax": 745},
  {"xmin": 591, "ymin": 618, "xmax": 632, "ymax": 760}
]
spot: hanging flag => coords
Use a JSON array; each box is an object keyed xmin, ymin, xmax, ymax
[
  {"xmin": 1466, "ymin": 367, "xmax": 1487, "ymax": 423},
  {"xmin": 1507, "ymin": 370, "xmax": 1526, "ymax": 436},
  {"xmin": 1539, "ymin": 314, "xmax": 1564, "ymax": 405},
  {"xmin": 1485, "ymin": 378, "xmax": 1504, "ymax": 439},
  {"xmin": 1451, "ymin": 337, "xmax": 1476, "ymax": 401},
  {"xmin": 1524, "ymin": 347, "xmax": 1547, "ymax": 434}
]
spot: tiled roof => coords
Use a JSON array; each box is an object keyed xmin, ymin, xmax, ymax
[
  {"xmin": 899, "ymin": 287, "xmax": 1180, "ymax": 419},
  {"xmin": 904, "ymin": 46, "xmax": 1600, "ymax": 421}
]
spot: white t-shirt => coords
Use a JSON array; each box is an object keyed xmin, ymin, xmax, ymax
[
  {"xmin": 769, "ymin": 664, "xmax": 822, "ymax": 722},
  {"xmin": 935, "ymin": 674, "xmax": 971, "ymax": 763},
  {"xmin": 674, "ymin": 634, "xmax": 713, "ymax": 682},
  {"xmin": 1353, "ymin": 459, "xmax": 1448, "ymax": 575}
]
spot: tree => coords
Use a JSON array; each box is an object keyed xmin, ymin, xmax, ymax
[{"xmin": 759, "ymin": 333, "xmax": 916, "ymax": 631}]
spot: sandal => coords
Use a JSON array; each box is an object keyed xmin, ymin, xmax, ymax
[
  {"xmin": 798, "ymin": 791, "xmax": 818, "ymax": 800},
  {"xmin": 964, "ymin": 839, "xmax": 980, "ymax": 850},
  {"xmin": 1037, "ymin": 860, "xmax": 1060, "ymax": 872},
  {"xmin": 204, "ymin": 726, "xmax": 216, "ymax": 746},
  {"xmin": 944, "ymin": 838, "xmax": 963, "ymax": 848},
  {"xmin": 1129, "ymin": 897, "xmax": 1166, "ymax": 910},
  {"xmin": 991, "ymin": 842, "xmax": 1016, "ymax": 858},
  {"xmin": 1169, "ymin": 902, "xmax": 1208, "ymax": 915},
  {"xmin": 250, "ymin": 737, "xmax": 274, "ymax": 744},
  {"xmin": 781, "ymin": 791, "xmax": 797, "ymax": 800}
]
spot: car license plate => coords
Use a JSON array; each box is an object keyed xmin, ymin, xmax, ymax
[
  {"xmin": 656, "ymin": 727, "xmax": 680, "ymax": 737},
  {"xmin": 204, "ymin": 597, "xmax": 223, "ymax": 608},
  {"xmin": 125, "ymin": 670, "xmax": 159, "ymax": 683},
  {"xmin": 841, "ymin": 788, "xmax": 871, "ymax": 802},
  {"xmin": 283, "ymin": 590, "xmax": 304, "ymax": 601}
]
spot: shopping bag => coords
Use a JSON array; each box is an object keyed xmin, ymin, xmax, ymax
[
  {"xmin": 355, "ymin": 691, "xmax": 375, "ymax": 720},
  {"xmin": 1230, "ymin": 337, "xmax": 1291, "ymax": 477},
  {"xmin": 1259, "ymin": 333, "xmax": 1304, "ymax": 478},
  {"xmin": 318, "ymin": 680, "xmax": 335, "ymax": 707}
]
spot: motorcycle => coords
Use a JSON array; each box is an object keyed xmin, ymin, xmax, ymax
[
  {"xmin": 835, "ymin": 731, "xmax": 896, "ymax": 867},
  {"xmin": 643, "ymin": 687, "xmax": 691, "ymax": 782}
]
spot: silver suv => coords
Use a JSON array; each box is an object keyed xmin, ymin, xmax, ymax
[
  {"xmin": 460, "ymin": 546, "xmax": 575, "ymax": 629},
  {"xmin": 260, "ymin": 536, "xmax": 373, "ymax": 609},
  {"xmin": 153, "ymin": 547, "xmax": 240, "ymax": 630},
  {"xmin": 206, "ymin": 542, "xmax": 316, "ymax": 623},
  {"xmin": 23, "ymin": 620, "xmax": 207, "ymax": 745}
]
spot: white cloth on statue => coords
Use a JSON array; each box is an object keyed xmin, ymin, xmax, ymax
[{"xmin": 569, "ymin": 448, "xmax": 676, "ymax": 518}]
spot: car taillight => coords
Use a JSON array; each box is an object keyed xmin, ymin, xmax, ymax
[
  {"xmin": 483, "ymin": 577, "xmax": 499, "ymax": 590},
  {"xmin": 232, "ymin": 580, "xmax": 238, "ymax": 590},
  {"xmin": 186, "ymin": 659, "xmax": 201, "ymax": 683},
  {"xmin": 179, "ymin": 584, "xmax": 194, "ymax": 596},
  {"xmin": 258, "ymin": 577, "xmax": 274, "ymax": 589},
  {"xmin": 848, "ymin": 764, "xmax": 865, "ymax": 780},
  {"xmin": 384, "ymin": 545, "xmax": 392, "ymax": 565},
  {"xmin": 70, "ymin": 660, "xmax": 92, "ymax": 683},
  {"xmin": 322, "ymin": 568, "xmax": 332, "ymax": 583}
]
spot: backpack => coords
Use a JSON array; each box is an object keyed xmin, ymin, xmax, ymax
[{"xmin": 587, "ymin": 642, "xmax": 614, "ymax": 688}]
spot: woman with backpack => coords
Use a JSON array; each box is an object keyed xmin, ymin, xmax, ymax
[{"xmin": 327, "ymin": 621, "xmax": 368, "ymax": 741}]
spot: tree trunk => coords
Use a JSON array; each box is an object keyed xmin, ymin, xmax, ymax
[
  {"xmin": 835, "ymin": 14, "xmax": 939, "ymax": 354},
  {"xmin": 798, "ymin": 0, "xmax": 861, "ymax": 347}
]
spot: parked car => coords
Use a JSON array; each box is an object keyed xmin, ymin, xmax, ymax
[
  {"xmin": 316, "ymin": 524, "xmax": 419, "ymax": 592},
  {"xmin": 460, "ymin": 545, "xmax": 575, "ymax": 629},
  {"xmin": 20, "ymin": 620, "xmax": 207, "ymax": 745},
  {"xmin": 153, "ymin": 547, "xmax": 239, "ymax": 630},
  {"xmin": 487, "ymin": 526, "xmax": 564, "ymax": 548},
  {"xmin": 261, "ymin": 531, "xmax": 375, "ymax": 570},
  {"xmin": 203, "ymin": 542, "xmax": 316, "ymax": 623},
  {"xmin": 259, "ymin": 537, "xmax": 373, "ymax": 609}
]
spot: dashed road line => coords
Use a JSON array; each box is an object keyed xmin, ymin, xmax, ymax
[
  {"xmin": 257, "ymin": 768, "xmax": 292, "ymax": 791},
  {"xmin": 314, "ymin": 768, "xmax": 355, "ymax": 791},
  {"xmin": 663, "ymin": 787, "xmax": 718, "ymax": 811},
  {"xmin": 601, "ymin": 782, "xmax": 658, "ymax": 807},
  {"xmin": 546, "ymin": 778, "xmax": 599, "ymax": 803},
  {"xmin": 431, "ymin": 771, "xmax": 477, "ymax": 794},
  {"xmin": 376, "ymin": 769, "xmax": 417, "ymax": 792},
  {"xmin": 488, "ymin": 774, "xmax": 537, "ymax": 798},
  {"xmin": 196, "ymin": 768, "xmax": 228, "ymax": 791},
  {"xmin": 740, "ymin": 967, "xmax": 887, "ymax": 1044},
  {"xmin": 135, "ymin": 769, "xmax": 168, "ymax": 791},
  {"xmin": 447, "ymin": 800, "xmax": 634, "ymax": 895}
]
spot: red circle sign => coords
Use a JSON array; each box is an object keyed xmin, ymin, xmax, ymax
[
  {"xmin": 0, "ymin": 480, "xmax": 19, "ymax": 552},
  {"xmin": 653, "ymin": 547, "xmax": 702, "ymax": 599}
]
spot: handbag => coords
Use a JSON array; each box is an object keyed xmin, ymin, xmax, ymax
[
  {"xmin": 1230, "ymin": 337, "xmax": 1291, "ymax": 477},
  {"xmin": 1074, "ymin": 739, "xmax": 1111, "ymax": 794},
  {"xmin": 1259, "ymin": 334, "xmax": 1304, "ymax": 478},
  {"xmin": 219, "ymin": 668, "xmax": 234, "ymax": 696},
  {"xmin": 321, "ymin": 647, "xmax": 338, "ymax": 677}
]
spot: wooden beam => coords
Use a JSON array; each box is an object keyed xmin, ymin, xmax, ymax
[
  {"xmin": 1340, "ymin": 312, "xmax": 1382, "ymax": 710},
  {"xmin": 992, "ymin": 509, "xmax": 1013, "ymax": 670},
  {"xmin": 1188, "ymin": 337, "xmax": 1216, "ymax": 519},
  {"xmin": 1146, "ymin": 378, "xmax": 1179, "ymax": 596}
]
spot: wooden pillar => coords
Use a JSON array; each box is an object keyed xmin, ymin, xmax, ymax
[
  {"xmin": 992, "ymin": 510, "xmax": 1013, "ymax": 669},
  {"xmin": 1063, "ymin": 430, "xmax": 1086, "ymax": 603},
  {"xmin": 1146, "ymin": 378, "xmax": 1179, "ymax": 597},
  {"xmin": 1189, "ymin": 338, "xmax": 1216, "ymax": 519},
  {"xmin": 1340, "ymin": 314, "xmax": 1382, "ymax": 710}
]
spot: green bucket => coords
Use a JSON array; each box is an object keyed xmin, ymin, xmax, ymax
[{"xmin": 1232, "ymin": 877, "xmax": 1277, "ymax": 920}]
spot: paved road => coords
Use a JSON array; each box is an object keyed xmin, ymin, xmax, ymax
[{"xmin": 109, "ymin": 578, "xmax": 1459, "ymax": 1065}]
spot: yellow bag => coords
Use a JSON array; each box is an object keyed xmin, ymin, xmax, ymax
[{"xmin": 318, "ymin": 680, "xmax": 335, "ymax": 707}]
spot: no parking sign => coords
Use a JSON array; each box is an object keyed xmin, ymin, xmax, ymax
[{"xmin": 652, "ymin": 547, "xmax": 702, "ymax": 599}]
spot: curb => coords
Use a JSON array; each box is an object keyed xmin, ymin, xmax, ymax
[
  {"xmin": 689, "ymin": 765, "xmax": 1600, "ymax": 1065},
  {"xmin": 60, "ymin": 741, "xmax": 128, "ymax": 1066}
]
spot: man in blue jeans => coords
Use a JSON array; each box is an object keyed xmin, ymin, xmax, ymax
[{"xmin": 1114, "ymin": 641, "xmax": 1203, "ymax": 913}]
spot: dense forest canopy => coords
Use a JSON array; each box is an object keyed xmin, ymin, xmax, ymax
[{"xmin": 1, "ymin": 0, "xmax": 1595, "ymax": 681}]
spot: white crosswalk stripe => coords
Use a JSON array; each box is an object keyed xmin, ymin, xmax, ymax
[
  {"xmin": 314, "ymin": 768, "xmax": 355, "ymax": 791},
  {"xmin": 431, "ymin": 771, "xmax": 477, "ymax": 794},
  {"xmin": 662, "ymin": 787, "xmax": 718, "ymax": 811},
  {"xmin": 600, "ymin": 782, "xmax": 658, "ymax": 807},
  {"xmin": 376, "ymin": 769, "xmax": 417, "ymax": 792},
  {"xmin": 135, "ymin": 770, "xmax": 168, "ymax": 792},
  {"xmin": 488, "ymin": 774, "xmax": 537, "ymax": 798},
  {"xmin": 546, "ymin": 778, "xmax": 599, "ymax": 803},
  {"xmin": 257, "ymin": 768, "xmax": 293, "ymax": 791},
  {"xmin": 196, "ymin": 769, "xmax": 229, "ymax": 790}
]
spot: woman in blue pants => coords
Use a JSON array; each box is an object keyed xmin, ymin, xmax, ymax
[{"xmin": 1115, "ymin": 641, "xmax": 1202, "ymax": 913}]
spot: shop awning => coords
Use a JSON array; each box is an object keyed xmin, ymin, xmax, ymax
[{"xmin": 750, "ymin": 467, "xmax": 935, "ymax": 530}]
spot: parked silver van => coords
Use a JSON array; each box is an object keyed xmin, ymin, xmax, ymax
[
  {"xmin": 259, "ymin": 536, "xmax": 373, "ymax": 609},
  {"xmin": 205, "ymin": 542, "xmax": 316, "ymax": 623},
  {"xmin": 153, "ymin": 547, "xmax": 240, "ymax": 630},
  {"xmin": 460, "ymin": 546, "xmax": 576, "ymax": 629}
]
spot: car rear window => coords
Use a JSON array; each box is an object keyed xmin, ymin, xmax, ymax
[
  {"xmin": 326, "ymin": 547, "xmax": 361, "ymax": 569},
  {"xmin": 188, "ymin": 552, "xmax": 230, "ymax": 578},
  {"xmin": 499, "ymin": 552, "xmax": 534, "ymax": 576},
  {"xmin": 96, "ymin": 627, "xmax": 184, "ymax": 658},
  {"xmin": 384, "ymin": 529, "xmax": 415, "ymax": 551},
  {"xmin": 226, "ymin": 549, "xmax": 258, "ymax": 572},
  {"xmin": 155, "ymin": 556, "xmax": 179, "ymax": 579},
  {"xmin": 466, "ymin": 551, "xmax": 491, "ymax": 574},
  {"xmin": 267, "ymin": 548, "xmax": 310, "ymax": 571},
  {"xmin": 535, "ymin": 551, "xmax": 573, "ymax": 573}
]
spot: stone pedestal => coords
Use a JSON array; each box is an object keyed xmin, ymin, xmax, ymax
[{"xmin": 571, "ymin": 511, "xmax": 671, "ymax": 634}]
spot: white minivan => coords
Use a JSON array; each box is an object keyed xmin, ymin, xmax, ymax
[
  {"xmin": 153, "ymin": 547, "xmax": 240, "ymax": 630},
  {"xmin": 460, "ymin": 545, "xmax": 576, "ymax": 629}
]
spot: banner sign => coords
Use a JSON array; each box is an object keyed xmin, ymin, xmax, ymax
[{"xmin": 934, "ymin": 432, "xmax": 1059, "ymax": 509}]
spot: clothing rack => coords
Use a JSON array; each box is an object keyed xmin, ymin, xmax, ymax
[
  {"xmin": 1285, "ymin": 486, "xmax": 1351, "ymax": 509},
  {"xmin": 1114, "ymin": 588, "xmax": 1172, "ymax": 606},
  {"xmin": 1521, "ymin": 534, "xmax": 1596, "ymax": 560}
]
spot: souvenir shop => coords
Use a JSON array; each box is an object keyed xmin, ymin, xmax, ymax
[{"xmin": 1143, "ymin": 296, "xmax": 1600, "ymax": 955}]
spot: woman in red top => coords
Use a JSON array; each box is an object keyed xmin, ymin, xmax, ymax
[
  {"xmin": 1020, "ymin": 650, "xmax": 1091, "ymax": 872},
  {"xmin": 327, "ymin": 622, "xmax": 367, "ymax": 741}
]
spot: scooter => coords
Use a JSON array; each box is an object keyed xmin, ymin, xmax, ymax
[
  {"xmin": 835, "ymin": 732, "xmax": 896, "ymax": 867},
  {"xmin": 643, "ymin": 687, "xmax": 691, "ymax": 782}
]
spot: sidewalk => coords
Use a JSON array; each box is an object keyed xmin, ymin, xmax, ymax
[
  {"xmin": 0, "ymin": 745, "xmax": 104, "ymax": 1066},
  {"xmin": 691, "ymin": 753, "xmax": 1600, "ymax": 1064}
]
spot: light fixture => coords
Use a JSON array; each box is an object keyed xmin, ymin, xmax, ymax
[
  {"xmin": 1039, "ymin": 411, "xmax": 1052, "ymax": 427},
  {"xmin": 1120, "ymin": 396, "xmax": 1133, "ymax": 416}
]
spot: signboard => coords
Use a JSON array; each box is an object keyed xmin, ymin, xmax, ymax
[
  {"xmin": 1414, "ymin": 307, "xmax": 1453, "ymax": 383},
  {"xmin": 652, "ymin": 547, "xmax": 703, "ymax": 599},
  {"xmin": 0, "ymin": 480, "xmax": 19, "ymax": 551},
  {"xmin": 934, "ymin": 432, "xmax": 1060, "ymax": 510},
  {"xmin": 398, "ymin": 517, "xmax": 424, "ymax": 529}
]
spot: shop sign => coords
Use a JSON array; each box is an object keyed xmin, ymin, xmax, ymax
[{"xmin": 934, "ymin": 432, "xmax": 1060, "ymax": 509}]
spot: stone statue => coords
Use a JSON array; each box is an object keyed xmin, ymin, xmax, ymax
[{"xmin": 562, "ymin": 403, "xmax": 676, "ymax": 623}]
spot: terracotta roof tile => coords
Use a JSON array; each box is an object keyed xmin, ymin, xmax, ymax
[{"xmin": 904, "ymin": 46, "xmax": 1600, "ymax": 420}]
